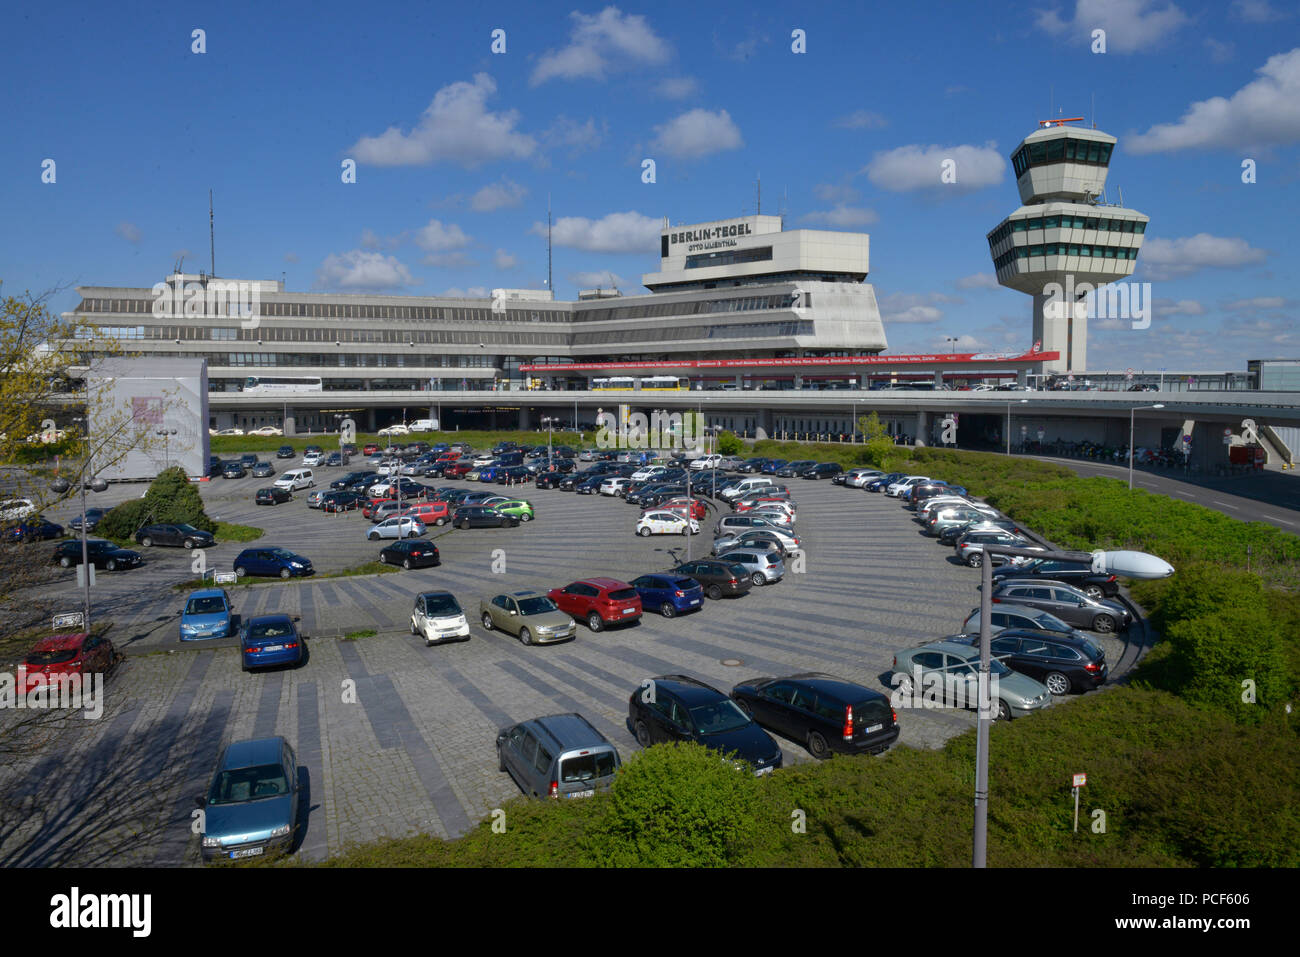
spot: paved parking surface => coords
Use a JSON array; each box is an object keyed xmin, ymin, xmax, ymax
[{"xmin": 0, "ymin": 461, "xmax": 1136, "ymax": 866}]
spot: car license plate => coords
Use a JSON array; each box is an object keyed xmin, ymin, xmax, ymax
[
  {"xmin": 230, "ymin": 846, "xmax": 263, "ymax": 859},
  {"xmin": 262, "ymin": 644, "xmax": 284, "ymax": 652},
  {"xmin": 866, "ymin": 723, "xmax": 883, "ymax": 733},
  {"xmin": 568, "ymin": 789, "xmax": 595, "ymax": 799},
  {"xmin": 689, "ymin": 599, "xmax": 699, "ymax": 606},
  {"xmin": 622, "ymin": 608, "xmax": 635, "ymax": 614}
]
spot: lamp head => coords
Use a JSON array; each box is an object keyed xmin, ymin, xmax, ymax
[{"xmin": 1090, "ymin": 549, "xmax": 1174, "ymax": 580}]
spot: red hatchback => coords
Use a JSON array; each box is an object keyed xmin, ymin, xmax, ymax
[
  {"xmin": 363, "ymin": 443, "xmax": 380, "ymax": 456},
  {"xmin": 651, "ymin": 497, "xmax": 708, "ymax": 520},
  {"xmin": 398, "ymin": 500, "xmax": 451, "ymax": 526},
  {"xmin": 20, "ymin": 632, "xmax": 115, "ymax": 695},
  {"xmin": 547, "ymin": 578, "xmax": 643, "ymax": 632}
]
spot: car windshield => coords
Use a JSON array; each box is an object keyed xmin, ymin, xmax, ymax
[
  {"xmin": 26, "ymin": 649, "xmax": 78, "ymax": 665},
  {"xmin": 248, "ymin": 622, "xmax": 293, "ymax": 640},
  {"xmin": 423, "ymin": 595, "xmax": 461, "ymax": 616},
  {"xmin": 271, "ymin": 548, "xmax": 298, "ymax": 560},
  {"xmin": 207, "ymin": 763, "xmax": 290, "ymax": 805},
  {"xmin": 689, "ymin": 698, "xmax": 752, "ymax": 735},
  {"xmin": 186, "ymin": 597, "xmax": 227, "ymax": 615},
  {"xmin": 175, "ymin": 524, "xmax": 201, "ymax": 534},
  {"xmin": 518, "ymin": 596, "xmax": 558, "ymax": 615}
]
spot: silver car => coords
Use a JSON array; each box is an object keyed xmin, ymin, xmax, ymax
[
  {"xmin": 844, "ymin": 468, "xmax": 885, "ymax": 488},
  {"xmin": 712, "ymin": 526, "xmax": 801, "ymax": 555},
  {"xmin": 366, "ymin": 516, "xmax": 425, "ymax": 540},
  {"xmin": 496, "ymin": 714, "xmax": 620, "ymax": 799},
  {"xmin": 305, "ymin": 489, "xmax": 328, "ymax": 509},
  {"xmin": 891, "ymin": 639, "xmax": 1053, "ymax": 720},
  {"xmin": 961, "ymin": 603, "xmax": 1092, "ymax": 642},
  {"xmin": 989, "ymin": 580, "xmax": 1132, "ymax": 633},
  {"xmin": 718, "ymin": 548, "xmax": 784, "ymax": 586}
]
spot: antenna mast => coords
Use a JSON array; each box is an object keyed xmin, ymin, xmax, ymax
[
  {"xmin": 756, "ymin": 173, "xmax": 761, "ymax": 215},
  {"xmin": 209, "ymin": 189, "xmax": 215, "ymax": 277},
  {"xmin": 547, "ymin": 193, "xmax": 553, "ymax": 295}
]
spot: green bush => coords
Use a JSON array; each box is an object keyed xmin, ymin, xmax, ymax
[
  {"xmin": 715, "ymin": 430, "xmax": 744, "ymax": 455},
  {"xmin": 582, "ymin": 742, "xmax": 763, "ymax": 867},
  {"xmin": 98, "ymin": 467, "xmax": 217, "ymax": 541},
  {"xmin": 1161, "ymin": 607, "xmax": 1293, "ymax": 720}
]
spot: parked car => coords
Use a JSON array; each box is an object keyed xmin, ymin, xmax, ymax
[
  {"xmin": 716, "ymin": 548, "xmax": 784, "ymax": 586},
  {"xmin": 198, "ymin": 736, "xmax": 300, "ymax": 862},
  {"xmin": 480, "ymin": 591, "xmax": 576, "ymax": 645},
  {"xmin": 325, "ymin": 452, "xmax": 349, "ymax": 468},
  {"xmin": 775, "ymin": 460, "xmax": 817, "ymax": 478},
  {"xmin": 5, "ymin": 517, "xmax": 64, "ymax": 543},
  {"xmin": 715, "ymin": 514, "xmax": 786, "ymax": 538},
  {"xmin": 842, "ymin": 468, "xmax": 884, "ymax": 488},
  {"xmin": 712, "ymin": 527, "xmax": 799, "ymax": 556},
  {"xmin": 367, "ymin": 516, "xmax": 425, "ymax": 541},
  {"xmin": 627, "ymin": 674, "xmax": 782, "ymax": 775},
  {"xmin": 672, "ymin": 558, "xmax": 753, "ymax": 600},
  {"xmin": 760, "ymin": 459, "xmax": 789, "ymax": 475},
  {"xmin": 256, "ymin": 487, "xmax": 293, "ymax": 506},
  {"xmin": 954, "ymin": 629, "xmax": 1108, "ymax": 695},
  {"xmin": 547, "ymin": 577, "xmax": 642, "ymax": 632},
  {"xmin": 320, "ymin": 490, "xmax": 365, "ymax": 512},
  {"xmin": 248, "ymin": 426, "xmax": 283, "ymax": 437},
  {"xmin": 233, "ymin": 547, "xmax": 313, "ymax": 579},
  {"xmin": 730, "ymin": 673, "xmax": 899, "ymax": 758},
  {"xmin": 636, "ymin": 510, "xmax": 700, "ymax": 536},
  {"xmin": 497, "ymin": 713, "xmax": 621, "ymax": 799},
  {"xmin": 989, "ymin": 580, "xmax": 1131, "ymax": 633},
  {"xmin": 990, "ymin": 559, "xmax": 1121, "ymax": 600},
  {"xmin": 886, "ymin": 475, "xmax": 931, "ymax": 498},
  {"xmin": 379, "ymin": 538, "xmax": 440, "ymax": 569},
  {"xmin": 937, "ymin": 518, "xmax": 1025, "ymax": 547},
  {"xmin": 864, "ymin": 472, "xmax": 906, "ymax": 492},
  {"xmin": 800, "ymin": 463, "xmax": 843, "ymax": 481},
  {"xmin": 891, "ymin": 639, "xmax": 1053, "ymax": 721},
  {"xmin": 954, "ymin": 529, "xmax": 1044, "ymax": 567},
  {"xmin": 18, "ymin": 631, "xmax": 116, "ymax": 695},
  {"xmin": 135, "ymin": 523, "xmax": 215, "ymax": 549},
  {"xmin": 275, "ymin": 445, "xmax": 295, "ymax": 459},
  {"xmin": 221, "ymin": 461, "xmax": 246, "ymax": 479},
  {"xmin": 52, "ymin": 539, "xmax": 141, "ymax": 571},
  {"xmin": 274, "ymin": 469, "xmax": 315, "ymax": 491},
  {"xmin": 67, "ymin": 507, "xmax": 108, "ymax": 532},
  {"xmin": 305, "ymin": 489, "xmax": 329, "ymax": 509},
  {"xmin": 397, "ymin": 500, "xmax": 451, "ymax": 526},
  {"xmin": 630, "ymin": 573, "xmax": 705, "ymax": 618},
  {"xmin": 180, "ymin": 588, "xmax": 235, "ymax": 640},
  {"xmin": 239, "ymin": 615, "xmax": 304, "ymax": 672},
  {"xmin": 452, "ymin": 505, "xmax": 520, "ymax": 529},
  {"xmin": 409, "ymin": 590, "xmax": 468, "ymax": 643},
  {"xmin": 961, "ymin": 603, "xmax": 1094, "ymax": 642},
  {"xmin": 250, "ymin": 462, "xmax": 276, "ymax": 478}
]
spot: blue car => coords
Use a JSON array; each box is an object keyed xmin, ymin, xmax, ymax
[
  {"xmin": 199, "ymin": 736, "xmax": 300, "ymax": 862},
  {"xmin": 865, "ymin": 472, "xmax": 905, "ymax": 493},
  {"xmin": 630, "ymin": 573, "xmax": 705, "ymax": 619},
  {"xmin": 6, "ymin": 517, "xmax": 64, "ymax": 543},
  {"xmin": 240, "ymin": 614, "xmax": 304, "ymax": 672},
  {"xmin": 479, "ymin": 464, "xmax": 503, "ymax": 482},
  {"xmin": 180, "ymin": 588, "xmax": 234, "ymax": 641},
  {"xmin": 232, "ymin": 547, "xmax": 314, "ymax": 579}
]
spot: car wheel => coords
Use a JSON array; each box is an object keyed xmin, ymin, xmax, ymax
[
  {"xmin": 1044, "ymin": 672, "xmax": 1072, "ymax": 696},
  {"xmin": 279, "ymin": 568, "xmax": 291, "ymax": 579},
  {"xmin": 1093, "ymin": 614, "xmax": 1116, "ymax": 634},
  {"xmin": 1083, "ymin": 584, "xmax": 1105, "ymax": 600},
  {"xmin": 967, "ymin": 552, "xmax": 983, "ymax": 567},
  {"xmin": 520, "ymin": 513, "xmax": 532, "ymax": 522},
  {"xmin": 638, "ymin": 526, "xmax": 651, "ymax": 537},
  {"xmin": 59, "ymin": 555, "xmax": 71, "ymax": 568},
  {"xmin": 707, "ymin": 585, "xmax": 722, "ymax": 600},
  {"xmin": 634, "ymin": 720, "xmax": 652, "ymax": 748},
  {"xmin": 410, "ymin": 618, "xmax": 418, "ymax": 635},
  {"xmin": 368, "ymin": 533, "xmax": 379, "ymax": 541},
  {"xmin": 183, "ymin": 539, "xmax": 195, "ymax": 550},
  {"xmin": 235, "ymin": 566, "xmax": 247, "ymax": 578},
  {"xmin": 587, "ymin": 612, "xmax": 603, "ymax": 632},
  {"xmin": 807, "ymin": 731, "xmax": 832, "ymax": 760},
  {"xmin": 895, "ymin": 675, "xmax": 914, "ymax": 698},
  {"xmin": 750, "ymin": 572, "xmax": 765, "ymax": 587},
  {"xmin": 402, "ymin": 559, "xmax": 412, "ymax": 570},
  {"xmin": 660, "ymin": 603, "xmax": 676, "ymax": 619},
  {"xmin": 460, "ymin": 520, "xmax": 471, "ymax": 529},
  {"xmin": 995, "ymin": 699, "xmax": 1012, "ymax": 721},
  {"xmin": 497, "ymin": 743, "xmax": 507, "ymax": 772},
  {"xmin": 481, "ymin": 612, "xmax": 494, "ymax": 631},
  {"xmin": 105, "ymin": 559, "xmax": 117, "ymax": 571},
  {"xmin": 519, "ymin": 627, "xmax": 533, "ymax": 646},
  {"xmin": 141, "ymin": 536, "xmax": 153, "ymax": 547},
  {"xmin": 435, "ymin": 517, "xmax": 447, "ymax": 526}
]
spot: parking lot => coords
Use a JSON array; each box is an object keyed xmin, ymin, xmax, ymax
[{"xmin": 0, "ymin": 459, "xmax": 1138, "ymax": 866}]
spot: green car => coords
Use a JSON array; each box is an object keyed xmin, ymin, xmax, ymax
[{"xmin": 494, "ymin": 499, "xmax": 535, "ymax": 522}]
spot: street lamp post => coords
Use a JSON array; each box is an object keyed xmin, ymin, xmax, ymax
[
  {"xmin": 156, "ymin": 427, "xmax": 177, "ymax": 470},
  {"xmin": 1129, "ymin": 404, "xmax": 1166, "ymax": 489},
  {"xmin": 946, "ymin": 336, "xmax": 958, "ymax": 354},
  {"xmin": 541, "ymin": 415, "xmax": 557, "ymax": 467},
  {"xmin": 971, "ymin": 544, "xmax": 1174, "ymax": 867},
  {"xmin": 1006, "ymin": 398, "xmax": 1028, "ymax": 455}
]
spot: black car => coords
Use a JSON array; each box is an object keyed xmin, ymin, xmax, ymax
[
  {"xmin": 207, "ymin": 455, "xmax": 223, "ymax": 477},
  {"xmin": 775, "ymin": 460, "xmax": 817, "ymax": 478},
  {"xmin": 325, "ymin": 452, "xmax": 349, "ymax": 467},
  {"xmin": 332, "ymin": 470, "xmax": 378, "ymax": 490},
  {"xmin": 379, "ymin": 539, "xmax": 441, "ymax": 569},
  {"xmin": 957, "ymin": 629, "xmax": 1108, "ymax": 695},
  {"xmin": 736, "ymin": 458, "xmax": 768, "ymax": 473},
  {"xmin": 452, "ymin": 506, "xmax": 520, "ymax": 529},
  {"xmin": 730, "ymin": 673, "xmax": 900, "ymax": 758},
  {"xmin": 276, "ymin": 445, "xmax": 296, "ymax": 459},
  {"xmin": 671, "ymin": 559, "xmax": 753, "ymax": 600},
  {"xmin": 256, "ymin": 487, "xmax": 293, "ymax": 505},
  {"xmin": 321, "ymin": 490, "xmax": 366, "ymax": 512},
  {"xmin": 800, "ymin": 463, "xmax": 843, "ymax": 480},
  {"xmin": 221, "ymin": 461, "xmax": 246, "ymax": 479},
  {"xmin": 5, "ymin": 517, "xmax": 64, "ymax": 543},
  {"xmin": 52, "ymin": 539, "xmax": 142, "ymax": 571},
  {"xmin": 496, "ymin": 466, "xmax": 534, "ymax": 485},
  {"xmin": 627, "ymin": 675, "xmax": 782, "ymax": 774},
  {"xmin": 68, "ymin": 507, "xmax": 108, "ymax": 533},
  {"xmin": 574, "ymin": 475, "xmax": 605, "ymax": 495},
  {"xmin": 535, "ymin": 472, "xmax": 565, "ymax": 490},
  {"xmin": 135, "ymin": 523, "xmax": 215, "ymax": 549},
  {"xmin": 239, "ymin": 454, "xmax": 260, "ymax": 469},
  {"xmin": 990, "ymin": 559, "xmax": 1120, "ymax": 599},
  {"xmin": 640, "ymin": 486, "xmax": 687, "ymax": 508}
]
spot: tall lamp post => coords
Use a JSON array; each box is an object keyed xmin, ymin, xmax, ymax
[
  {"xmin": 540, "ymin": 415, "xmax": 558, "ymax": 467},
  {"xmin": 156, "ymin": 427, "xmax": 177, "ymax": 471},
  {"xmin": 1006, "ymin": 398, "xmax": 1028, "ymax": 455},
  {"xmin": 971, "ymin": 544, "xmax": 1173, "ymax": 867},
  {"xmin": 1128, "ymin": 404, "xmax": 1165, "ymax": 489},
  {"xmin": 50, "ymin": 462, "xmax": 108, "ymax": 634}
]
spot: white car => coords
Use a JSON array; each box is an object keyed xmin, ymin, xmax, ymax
[
  {"xmin": 919, "ymin": 497, "xmax": 999, "ymax": 521},
  {"xmin": 248, "ymin": 426, "xmax": 283, "ymax": 437},
  {"xmin": 636, "ymin": 511, "xmax": 700, "ymax": 536},
  {"xmin": 844, "ymin": 468, "xmax": 885, "ymax": 488},
  {"xmin": 471, "ymin": 453, "xmax": 495, "ymax": 467},
  {"xmin": 367, "ymin": 517, "xmax": 425, "ymax": 541},
  {"xmin": 214, "ymin": 428, "xmax": 245, "ymax": 436},
  {"xmin": 0, "ymin": 498, "xmax": 37, "ymax": 521},
  {"xmin": 377, "ymin": 424, "xmax": 411, "ymax": 436},
  {"xmin": 751, "ymin": 507, "xmax": 794, "ymax": 528},
  {"xmin": 600, "ymin": 477, "xmax": 632, "ymax": 496},
  {"xmin": 410, "ymin": 592, "xmax": 470, "ymax": 646},
  {"xmin": 689, "ymin": 454, "xmax": 723, "ymax": 470},
  {"xmin": 886, "ymin": 475, "xmax": 930, "ymax": 497},
  {"xmin": 302, "ymin": 451, "xmax": 326, "ymax": 467},
  {"xmin": 630, "ymin": 465, "xmax": 666, "ymax": 482}
]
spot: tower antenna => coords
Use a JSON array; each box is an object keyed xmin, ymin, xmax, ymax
[
  {"xmin": 547, "ymin": 193, "xmax": 553, "ymax": 295},
  {"xmin": 1091, "ymin": 92, "xmax": 1096, "ymax": 129},
  {"xmin": 756, "ymin": 173, "xmax": 761, "ymax": 215},
  {"xmin": 209, "ymin": 189, "xmax": 215, "ymax": 277}
]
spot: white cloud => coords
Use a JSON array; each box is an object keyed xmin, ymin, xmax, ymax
[
  {"xmin": 799, "ymin": 206, "xmax": 878, "ymax": 228},
  {"xmin": 314, "ymin": 250, "xmax": 417, "ymax": 291},
  {"xmin": 1231, "ymin": 0, "xmax": 1288, "ymax": 22},
  {"xmin": 1128, "ymin": 48, "xmax": 1300, "ymax": 152},
  {"xmin": 115, "ymin": 222, "xmax": 141, "ymax": 244},
  {"xmin": 955, "ymin": 273, "xmax": 1001, "ymax": 290},
  {"xmin": 656, "ymin": 76, "xmax": 698, "ymax": 99},
  {"xmin": 413, "ymin": 219, "xmax": 472, "ymax": 252},
  {"xmin": 864, "ymin": 142, "xmax": 1005, "ymax": 192},
  {"xmin": 470, "ymin": 178, "xmax": 528, "ymax": 212},
  {"xmin": 1140, "ymin": 233, "xmax": 1268, "ymax": 278},
  {"xmin": 493, "ymin": 249, "xmax": 519, "ymax": 270},
  {"xmin": 878, "ymin": 291, "xmax": 961, "ymax": 324},
  {"xmin": 1152, "ymin": 298, "xmax": 1206, "ymax": 316},
  {"xmin": 1036, "ymin": 0, "xmax": 1189, "ymax": 54},
  {"xmin": 834, "ymin": 110, "xmax": 887, "ymax": 130},
  {"xmin": 650, "ymin": 108, "xmax": 743, "ymax": 159},
  {"xmin": 723, "ymin": 31, "xmax": 767, "ymax": 62},
  {"xmin": 439, "ymin": 286, "xmax": 490, "ymax": 299},
  {"xmin": 542, "ymin": 115, "xmax": 604, "ymax": 154},
  {"xmin": 569, "ymin": 270, "xmax": 629, "ymax": 289},
  {"xmin": 1223, "ymin": 296, "xmax": 1287, "ymax": 311},
  {"xmin": 531, "ymin": 7, "xmax": 671, "ymax": 85},
  {"xmin": 813, "ymin": 183, "xmax": 860, "ymax": 204},
  {"xmin": 349, "ymin": 73, "xmax": 536, "ymax": 167},
  {"xmin": 534, "ymin": 211, "xmax": 661, "ymax": 254},
  {"xmin": 1204, "ymin": 37, "xmax": 1234, "ymax": 63}
]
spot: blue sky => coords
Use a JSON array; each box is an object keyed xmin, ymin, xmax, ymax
[{"xmin": 4, "ymin": 0, "xmax": 1298, "ymax": 371}]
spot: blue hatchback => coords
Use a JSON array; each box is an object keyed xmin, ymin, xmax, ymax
[
  {"xmin": 240, "ymin": 614, "xmax": 304, "ymax": 671},
  {"xmin": 630, "ymin": 573, "xmax": 705, "ymax": 619},
  {"xmin": 199, "ymin": 736, "xmax": 300, "ymax": 862},
  {"xmin": 233, "ymin": 547, "xmax": 314, "ymax": 579},
  {"xmin": 181, "ymin": 588, "xmax": 234, "ymax": 640},
  {"xmin": 479, "ymin": 464, "xmax": 502, "ymax": 482}
]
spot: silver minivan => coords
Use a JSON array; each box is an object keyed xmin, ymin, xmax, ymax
[
  {"xmin": 496, "ymin": 713, "xmax": 621, "ymax": 799},
  {"xmin": 717, "ymin": 548, "xmax": 784, "ymax": 586}
]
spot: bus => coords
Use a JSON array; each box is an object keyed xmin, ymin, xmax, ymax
[
  {"xmin": 243, "ymin": 376, "xmax": 323, "ymax": 393},
  {"xmin": 590, "ymin": 375, "xmax": 688, "ymax": 391},
  {"xmin": 591, "ymin": 376, "xmax": 636, "ymax": 391},
  {"xmin": 639, "ymin": 376, "xmax": 689, "ymax": 391}
]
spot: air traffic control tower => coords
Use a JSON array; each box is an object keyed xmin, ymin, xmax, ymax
[{"xmin": 987, "ymin": 120, "xmax": 1149, "ymax": 373}]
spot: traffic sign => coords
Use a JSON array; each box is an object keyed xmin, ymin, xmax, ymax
[
  {"xmin": 1223, "ymin": 427, "xmax": 1232, "ymax": 436},
  {"xmin": 214, "ymin": 571, "xmax": 237, "ymax": 585},
  {"xmin": 1182, "ymin": 434, "xmax": 1192, "ymax": 444},
  {"xmin": 1125, "ymin": 368, "xmax": 1134, "ymax": 380},
  {"xmin": 1072, "ymin": 772, "xmax": 1087, "ymax": 788},
  {"xmin": 53, "ymin": 612, "xmax": 84, "ymax": 631}
]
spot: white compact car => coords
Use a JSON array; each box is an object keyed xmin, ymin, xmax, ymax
[
  {"xmin": 302, "ymin": 451, "xmax": 326, "ymax": 467},
  {"xmin": 0, "ymin": 498, "xmax": 37, "ymax": 521},
  {"xmin": 886, "ymin": 476, "xmax": 930, "ymax": 497},
  {"xmin": 636, "ymin": 511, "xmax": 700, "ymax": 536},
  {"xmin": 367, "ymin": 517, "xmax": 425, "ymax": 541},
  {"xmin": 410, "ymin": 592, "xmax": 471, "ymax": 646}
]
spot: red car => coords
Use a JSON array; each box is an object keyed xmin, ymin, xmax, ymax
[
  {"xmin": 398, "ymin": 500, "xmax": 451, "ymax": 526},
  {"xmin": 445, "ymin": 462, "xmax": 473, "ymax": 479},
  {"xmin": 363, "ymin": 443, "xmax": 380, "ymax": 456},
  {"xmin": 435, "ymin": 451, "xmax": 459, "ymax": 463},
  {"xmin": 19, "ymin": 632, "xmax": 115, "ymax": 695},
  {"xmin": 650, "ymin": 497, "xmax": 708, "ymax": 520},
  {"xmin": 547, "ymin": 577, "xmax": 643, "ymax": 632}
]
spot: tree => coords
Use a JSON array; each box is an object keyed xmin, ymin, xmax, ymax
[
  {"xmin": 859, "ymin": 411, "xmax": 897, "ymax": 470},
  {"xmin": 716, "ymin": 430, "xmax": 744, "ymax": 455}
]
